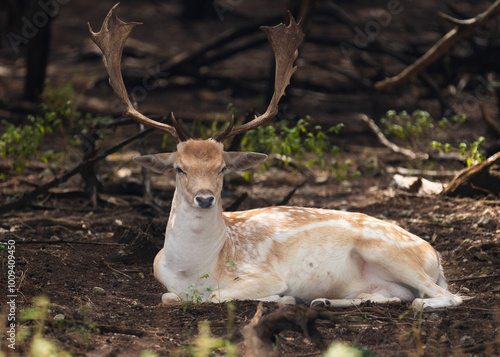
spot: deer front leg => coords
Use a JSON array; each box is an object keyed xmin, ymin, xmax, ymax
[{"xmin": 209, "ymin": 273, "xmax": 295, "ymax": 304}]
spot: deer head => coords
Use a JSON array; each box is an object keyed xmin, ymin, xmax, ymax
[
  {"xmin": 133, "ymin": 140, "xmax": 267, "ymax": 209},
  {"xmin": 88, "ymin": 3, "xmax": 304, "ymax": 209}
]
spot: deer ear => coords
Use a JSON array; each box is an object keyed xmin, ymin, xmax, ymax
[
  {"xmin": 223, "ymin": 152, "xmax": 268, "ymax": 172},
  {"xmin": 133, "ymin": 153, "xmax": 176, "ymax": 173}
]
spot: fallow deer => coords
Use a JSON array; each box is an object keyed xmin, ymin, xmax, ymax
[{"xmin": 89, "ymin": 4, "xmax": 463, "ymax": 311}]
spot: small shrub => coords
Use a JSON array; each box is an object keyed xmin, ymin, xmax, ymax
[
  {"xmin": 17, "ymin": 296, "xmax": 72, "ymax": 357},
  {"xmin": 188, "ymin": 320, "xmax": 238, "ymax": 357},
  {"xmin": 381, "ymin": 110, "xmax": 485, "ymax": 167},
  {"xmin": 0, "ymin": 81, "xmax": 113, "ymax": 177},
  {"xmin": 241, "ymin": 115, "xmax": 357, "ymax": 181}
]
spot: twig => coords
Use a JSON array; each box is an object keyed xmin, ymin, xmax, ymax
[
  {"xmin": 14, "ymin": 240, "xmax": 121, "ymax": 246},
  {"xmin": 449, "ymin": 274, "xmax": 500, "ymax": 283},
  {"xmin": 96, "ymin": 324, "xmax": 145, "ymax": 337},
  {"xmin": 358, "ymin": 114, "xmax": 428, "ymax": 160},
  {"xmin": 106, "ymin": 263, "xmax": 132, "ymax": 279},
  {"xmin": 375, "ymin": 0, "xmax": 500, "ymax": 90}
]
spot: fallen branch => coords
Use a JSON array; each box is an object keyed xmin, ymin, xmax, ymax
[
  {"xmin": 326, "ymin": 1, "xmax": 456, "ymax": 114},
  {"xmin": 15, "ymin": 240, "xmax": 121, "ymax": 246},
  {"xmin": 375, "ymin": 0, "xmax": 500, "ymax": 90},
  {"xmin": 241, "ymin": 303, "xmax": 341, "ymax": 356},
  {"xmin": 0, "ymin": 128, "xmax": 154, "ymax": 214},
  {"xmin": 386, "ymin": 166, "xmax": 459, "ymax": 178},
  {"xmin": 358, "ymin": 114, "xmax": 428, "ymax": 160},
  {"xmin": 442, "ymin": 151, "xmax": 500, "ymax": 197},
  {"xmin": 240, "ymin": 302, "xmax": 268, "ymax": 357}
]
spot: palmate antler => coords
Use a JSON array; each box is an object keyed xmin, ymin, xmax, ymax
[
  {"xmin": 87, "ymin": 3, "xmax": 188, "ymax": 143},
  {"xmin": 212, "ymin": 13, "xmax": 304, "ymax": 142},
  {"xmin": 89, "ymin": 4, "xmax": 303, "ymax": 144}
]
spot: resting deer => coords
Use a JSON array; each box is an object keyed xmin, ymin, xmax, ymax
[{"xmin": 89, "ymin": 4, "xmax": 463, "ymax": 311}]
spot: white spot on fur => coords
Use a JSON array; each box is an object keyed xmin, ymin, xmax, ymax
[
  {"xmin": 274, "ymin": 220, "xmax": 354, "ymax": 242},
  {"xmin": 362, "ymin": 228, "xmax": 422, "ymax": 247}
]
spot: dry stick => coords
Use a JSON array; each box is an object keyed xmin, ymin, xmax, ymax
[
  {"xmin": 449, "ymin": 274, "xmax": 500, "ymax": 283},
  {"xmin": 0, "ymin": 128, "xmax": 154, "ymax": 214},
  {"xmin": 358, "ymin": 114, "xmax": 428, "ymax": 160},
  {"xmin": 375, "ymin": 0, "xmax": 500, "ymax": 90},
  {"xmin": 240, "ymin": 302, "xmax": 268, "ymax": 357},
  {"xmin": 15, "ymin": 240, "xmax": 120, "ymax": 246},
  {"xmin": 441, "ymin": 150, "xmax": 500, "ymax": 196}
]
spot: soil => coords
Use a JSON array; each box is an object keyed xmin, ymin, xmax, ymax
[{"xmin": 1, "ymin": 0, "xmax": 500, "ymax": 356}]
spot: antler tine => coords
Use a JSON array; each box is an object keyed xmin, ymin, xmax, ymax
[
  {"xmin": 88, "ymin": 3, "xmax": 185, "ymax": 143},
  {"xmin": 170, "ymin": 112, "xmax": 190, "ymax": 142},
  {"xmin": 211, "ymin": 114, "xmax": 235, "ymax": 142},
  {"xmin": 212, "ymin": 12, "xmax": 304, "ymax": 142}
]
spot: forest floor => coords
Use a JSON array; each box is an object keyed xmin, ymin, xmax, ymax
[
  {"xmin": 1, "ymin": 171, "xmax": 499, "ymax": 356},
  {"xmin": 1, "ymin": 0, "xmax": 500, "ymax": 356}
]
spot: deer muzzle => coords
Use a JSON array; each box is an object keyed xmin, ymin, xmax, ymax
[{"xmin": 194, "ymin": 190, "xmax": 215, "ymax": 209}]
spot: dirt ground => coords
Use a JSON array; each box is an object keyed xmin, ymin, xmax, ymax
[{"xmin": 1, "ymin": 0, "xmax": 500, "ymax": 356}]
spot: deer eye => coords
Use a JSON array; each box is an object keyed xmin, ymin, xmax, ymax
[
  {"xmin": 219, "ymin": 166, "xmax": 227, "ymax": 175},
  {"xmin": 176, "ymin": 167, "xmax": 186, "ymax": 175}
]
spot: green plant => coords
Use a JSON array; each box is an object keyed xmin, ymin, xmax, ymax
[
  {"xmin": 481, "ymin": 267, "xmax": 490, "ymax": 275},
  {"xmin": 0, "ymin": 111, "xmax": 62, "ymax": 174},
  {"xmin": 68, "ymin": 304, "xmax": 99, "ymax": 350},
  {"xmin": 398, "ymin": 302, "xmax": 426, "ymax": 357},
  {"xmin": 0, "ymin": 81, "xmax": 113, "ymax": 176},
  {"xmin": 181, "ymin": 261, "xmax": 239, "ymax": 312},
  {"xmin": 241, "ymin": 116, "xmax": 356, "ymax": 181},
  {"xmin": 272, "ymin": 334, "xmax": 281, "ymax": 351},
  {"xmin": 188, "ymin": 320, "xmax": 238, "ymax": 357},
  {"xmin": 323, "ymin": 342, "xmax": 369, "ymax": 357},
  {"xmin": 182, "ymin": 283, "xmax": 205, "ymax": 313},
  {"xmin": 17, "ymin": 295, "xmax": 72, "ymax": 357},
  {"xmin": 381, "ymin": 110, "xmax": 486, "ymax": 167}
]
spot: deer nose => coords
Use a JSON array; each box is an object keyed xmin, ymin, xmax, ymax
[{"xmin": 195, "ymin": 190, "xmax": 215, "ymax": 208}]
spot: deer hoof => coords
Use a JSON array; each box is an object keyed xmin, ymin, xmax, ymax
[
  {"xmin": 311, "ymin": 298, "xmax": 330, "ymax": 308},
  {"xmin": 161, "ymin": 292, "xmax": 180, "ymax": 305}
]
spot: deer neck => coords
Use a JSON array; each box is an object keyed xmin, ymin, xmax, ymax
[{"xmin": 163, "ymin": 189, "xmax": 227, "ymax": 274}]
